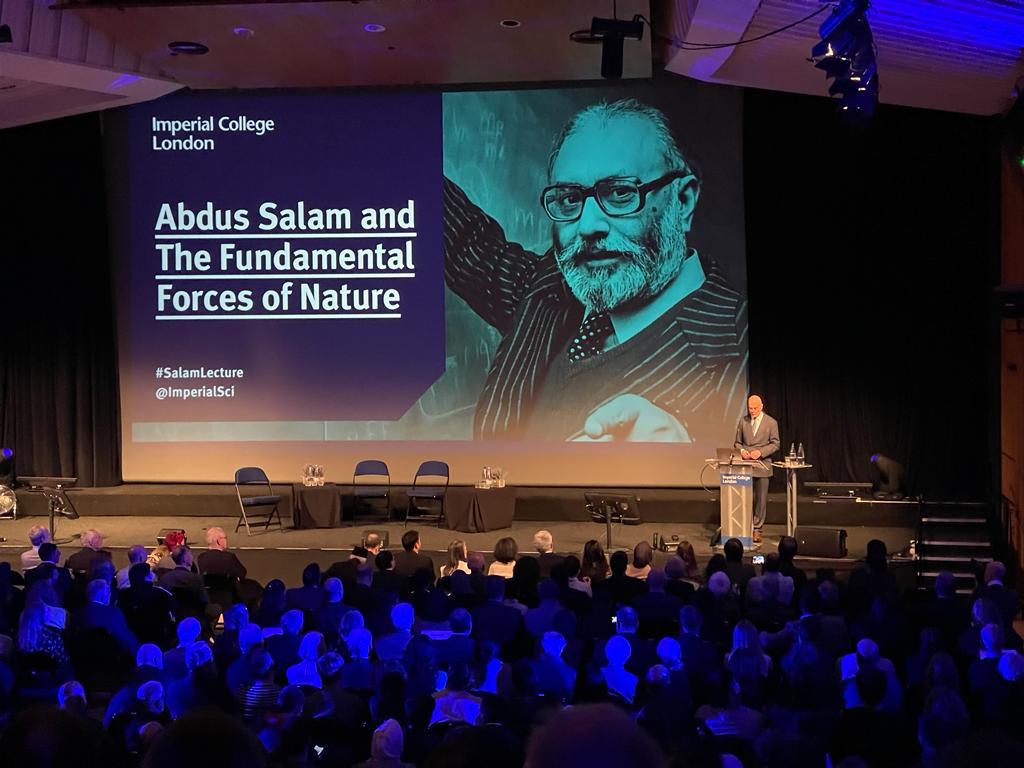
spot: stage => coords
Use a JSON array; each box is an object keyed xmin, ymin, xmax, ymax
[
  {"xmin": 11, "ymin": 483, "xmax": 921, "ymax": 527},
  {"xmin": 1, "ymin": 483, "xmax": 920, "ymax": 590}
]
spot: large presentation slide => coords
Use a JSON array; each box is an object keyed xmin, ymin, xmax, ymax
[{"xmin": 109, "ymin": 80, "xmax": 748, "ymax": 485}]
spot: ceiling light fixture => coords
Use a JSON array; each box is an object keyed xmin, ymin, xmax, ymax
[
  {"xmin": 500, "ymin": 20, "xmax": 521, "ymax": 29},
  {"xmin": 233, "ymin": 27, "xmax": 255, "ymax": 39},
  {"xmin": 363, "ymin": 23, "xmax": 386, "ymax": 33},
  {"xmin": 570, "ymin": 14, "xmax": 644, "ymax": 79},
  {"xmin": 168, "ymin": 41, "xmax": 209, "ymax": 55}
]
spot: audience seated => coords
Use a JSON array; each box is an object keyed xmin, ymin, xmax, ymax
[
  {"xmin": 116, "ymin": 545, "xmax": 148, "ymax": 590},
  {"xmin": 3, "ymin": 528, "xmax": 1021, "ymax": 768},
  {"xmin": 489, "ymin": 537, "xmax": 519, "ymax": 579},
  {"xmin": 65, "ymin": 529, "xmax": 113, "ymax": 574},
  {"xmin": 393, "ymin": 530, "xmax": 436, "ymax": 583},
  {"xmin": 533, "ymin": 530, "xmax": 564, "ymax": 578},
  {"xmin": 197, "ymin": 526, "xmax": 248, "ymax": 579},
  {"xmin": 20, "ymin": 525, "xmax": 52, "ymax": 572}
]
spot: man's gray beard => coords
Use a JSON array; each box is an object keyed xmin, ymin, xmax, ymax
[{"xmin": 554, "ymin": 209, "xmax": 687, "ymax": 314}]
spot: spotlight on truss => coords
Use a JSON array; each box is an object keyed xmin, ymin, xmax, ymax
[{"xmin": 809, "ymin": 0, "xmax": 878, "ymax": 120}]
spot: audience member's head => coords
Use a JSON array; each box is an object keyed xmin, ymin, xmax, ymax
[
  {"xmin": 364, "ymin": 532, "xmax": 383, "ymax": 553},
  {"xmin": 467, "ymin": 551, "xmax": 485, "ymax": 574},
  {"xmin": 137, "ymin": 643, "xmax": 163, "ymax": 670},
  {"xmin": 38, "ymin": 542, "xmax": 60, "ymax": 564},
  {"xmin": 390, "ymin": 602, "xmax": 414, "ymax": 632},
  {"xmin": 281, "ymin": 609, "xmax": 305, "ymax": 636},
  {"xmin": 609, "ymin": 550, "xmax": 629, "ymax": 576},
  {"xmin": 723, "ymin": 538, "xmax": 744, "ymax": 564},
  {"xmin": 128, "ymin": 544, "xmax": 148, "ymax": 565},
  {"xmin": 533, "ymin": 530, "xmax": 554, "ymax": 554},
  {"xmin": 934, "ymin": 570, "xmax": 957, "ymax": 598},
  {"xmin": 143, "ymin": 709, "xmax": 267, "ymax": 768},
  {"xmin": 324, "ymin": 577, "xmax": 344, "ymax": 603},
  {"xmin": 301, "ymin": 562, "xmax": 321, "ymax": 587},
  {"xmin": 374, "ymin": 549, "xmax": 395, "ymax": 572},
  {"xmin": 709, "ymin": 571, "xmax": 732, "ymax": 597},
  {"xmin": 778, "ymin": 535, "xmax": 798, "ymax": 563},
  {"xmin": 615, "ymin": 606, "xmax": 639, "ymax": 635},
  {"xmin": 646, "ymin": 569, "xmax": 667, "ymax": 593},
  {"xmin": 675, "ymin": 540, "xmax": 699, "ymax": 577},
  {"xmin": 58, "ymin": 680, "xmax": 87, "ymax": 714},
  {"xmin": 205, "ymin": 526, "xmax": 228, "ymax": 550},
  {"xmin": 980, "ymin": 623, "xmax": 1004, "ymax": 658},
  {"xmin": 402, "ymin": 530, "xmax": 420, "ymax": 553},
  {"xmin": 604, "ymin": 635, "xmax": 632, "ymax": 667},
  {"xmin": 298, "ymin": 631, "xmax": 325, "ymax": 662},
  {"xmin": 865, "ymin": 539, "xmax": 888, "ymax": 569},
  {"xmin": 370, "ymin": 719, "xmax": 404, "ymax": 764},
  {"xmin": 764, "ymin": 553, "xmax": 781, "ymax": 574},
  {"xmin": 28, "ymin": 525, "xmax": 51, "ymax": 548},
  {"xmin": 656, "ymin": 637, "xmax": 682, "ymax": 668},
  {"xmin": 186, "ymin": 641, "xmax": 214, "ymax": 672},
  {"xmin": 87, "ymin": 578, "xmax": 111, "ymax": 606},
  {"xmin": 664, "ymin": 557, "xmax": 685, "ymax": 581},
  {"xmin": 129, "ymin": 562, "xmax": 153, "ymax": 587},
  {"xmin": 347, "ymin": 627, "xmax": 372, "ymax": 660},
  {"xmin": 239, "ymin": 623, "xmax": 263, "ymax": 655},
  {"xmin": 631, "ymin": 541, "xmax": 653, "ymax": 570},
  {"xmin": 494, "ymin": 537, "xmax": 518, "ymax": 565},
  {"xmin": 170, "ymin": 545, "xmax": 192, "ymax": 569},
  {"xmin": 176, "ymin": 617, "xmax": 201, "ymax": 647},
  {"xmin": 984, "ymin": 560, "xmax": 1007, "ymax": 586},
  {"xmin": 81, "ymin": 529, "xmax": 104, "ymax": 551},
  {"xmin": 563, "ymin": 554, "xmax": 581, "ymax": 579},
  {"xmin": 485, "ymin": 575, "xmax": 506, "ymax": 602},
  {"xmin": 525, "ymin": 703, "xmax": 665, "ymax": 768},
  {"xmin": 583, "ymin": 539, "xmax": 607, "ymax": 569},
  {"xmin": 680, "ymin": 605, "xmax": 703, "ymax": 634},
  {"xmin": 450, "ymin": 608, "xmax": 472, "ymax": 635},
  {"xmin": 542, "ymin": 631, "xmax": 566, "ymax": 659}
]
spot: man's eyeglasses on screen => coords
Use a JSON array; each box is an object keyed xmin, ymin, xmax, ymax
[{"xmin": 541, "ymin": 169, "xmax": 690, "ymax": 223}]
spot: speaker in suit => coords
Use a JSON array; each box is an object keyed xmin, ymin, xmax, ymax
[{"xmin": 734, "ymin": 395, "xmax": 780, "ymax": 537}]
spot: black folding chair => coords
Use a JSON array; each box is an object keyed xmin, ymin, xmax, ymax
[
  {"xmin": 234, "ymin": 466, "xmax": 283, "ymax": 536},
  {"xmin": 405, "ymin": 460, "xmax": 449, "ymax": 527},
  {"xmin": 352, "ymin": 459, "xmax": 391, "ymax": 522}
]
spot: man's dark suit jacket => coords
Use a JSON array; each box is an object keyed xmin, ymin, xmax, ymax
[
  {"xmin": 470, "ymin": 600, "xmax": 523, "ymax": 649},
  {"xmin": 434, "ymin": 634, "xmax": 477, "ymax": 667},
  {"xmin": 159, "ymin": 567, "xmax": 205, "ymax": 593},
  {"xmin": 536, "ymin": 553, "xmax": 565, "ymax": 579},
  {"xmin": 443, "ymin": 180, "xmax": 748, "ymax": 440},
  {"xmin": 392, "ymin": 550, "xmax": 435, "ymax": 582},
  {"xmin": 72, "ymin": 601, "xmax": 140, "ymax": 655},
  {"xmin": 977, "ymin": 582, "xmax": 1021, "ymax": 630},
  {"xmin": 197, "ymin": 549, "xmax": 247, "ymax": 579},
  {"xmin": 66, "ymin": 548, "xmax": 114, "ymax": 574}
]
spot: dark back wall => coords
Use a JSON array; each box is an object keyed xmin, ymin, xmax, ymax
[
  {"xmin": 0, "ymin": 85, "xmax": 1001, "ymax": 497},
  {"xmin": 744, "ymin": 88, "xmax": 999, "ymax": 499}
]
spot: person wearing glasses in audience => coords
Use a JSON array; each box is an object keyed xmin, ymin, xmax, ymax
[{"xmin": 443, "ymin": 98, "xmax": 747, "ymax": 442}]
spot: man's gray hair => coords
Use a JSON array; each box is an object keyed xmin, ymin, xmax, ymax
[
  {"xmin": 128, "ymin": 544, "xmax": 148, "ymax": 564},
  {"xmin": 547, "ymin": 98, "xmax": 694, "ymax": 180},
  {"xmin": 533, "ymin": 529, "xmax": 554, "ymax": 553},
  {"xmin": 205, "ymin": 526, "xmax": 226, "ymax": 547},
  {"xmin": 365, "ymin": 532, "xmax": 382, "ymax": 550},
  {"xmin": 82, "ymin": 529, "xmax": 103, "ymax": 550},
  {"xmin": 28, "ymin": 525, "xmax": 51, "ymax": 547}
]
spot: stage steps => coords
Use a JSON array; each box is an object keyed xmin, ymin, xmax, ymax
[{"xmin": 916, "ymin": 501, "xmax": 994, "ymax": 593}]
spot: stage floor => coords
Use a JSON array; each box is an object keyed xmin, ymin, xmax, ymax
[{"xmin": 0, "ymin": 515, "xmax": 916, "ymax": 589}]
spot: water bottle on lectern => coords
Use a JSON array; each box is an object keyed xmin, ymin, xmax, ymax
[
  {"xmin": 797, "ymin": 443, "xmax": 805, "ymax": 463},
  {"xmin": 788, "ymin": 443, "xmax": 796, "ymax": 460}
]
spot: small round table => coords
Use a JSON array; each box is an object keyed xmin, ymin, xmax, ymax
[{"xmin": 772, "ymin": 461, "xmax": 812, "ymax": 536}]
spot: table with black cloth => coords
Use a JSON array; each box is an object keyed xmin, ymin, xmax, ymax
[
  {"xmin": 443, "ymin": 486, "xmax": 516, "ymax": 533},
  {"xmin": 291, "ymin": 483, "xmax": 343, "ymax": 528}
]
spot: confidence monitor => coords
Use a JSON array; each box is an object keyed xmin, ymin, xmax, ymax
[{"xmin": 585, "ymin": 492, "xmax": 641, "ymax": 549}]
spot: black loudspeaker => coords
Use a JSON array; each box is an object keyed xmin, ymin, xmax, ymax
[{"xmin": 795, "ymin": 526, "xmax": 848, "ymax": 558}]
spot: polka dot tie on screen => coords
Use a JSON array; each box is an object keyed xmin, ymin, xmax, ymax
[{"xmin": 568, "ymin": 312, "xmax": 614, "ymax": 363}]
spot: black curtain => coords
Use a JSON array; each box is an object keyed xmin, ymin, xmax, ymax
[
  {"xmin": 0, "ymin": 113, "xmax": 121, "ymax": 486},
  {"xmin": 743, "ymin": 88, "xmax": 1000, "ymax": 499}
]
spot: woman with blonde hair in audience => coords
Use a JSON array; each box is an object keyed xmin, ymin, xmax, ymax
[
  {"xmin": 17, "ymin": 581, "xmax": 70, "ymax": 674},
  {"xmin": 488, "ymin": 537, "xmax": 519, "ymax": 578},
  {"xmin": 440, "ymin": 540, "xmax": 471, "ymax": 578}
]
